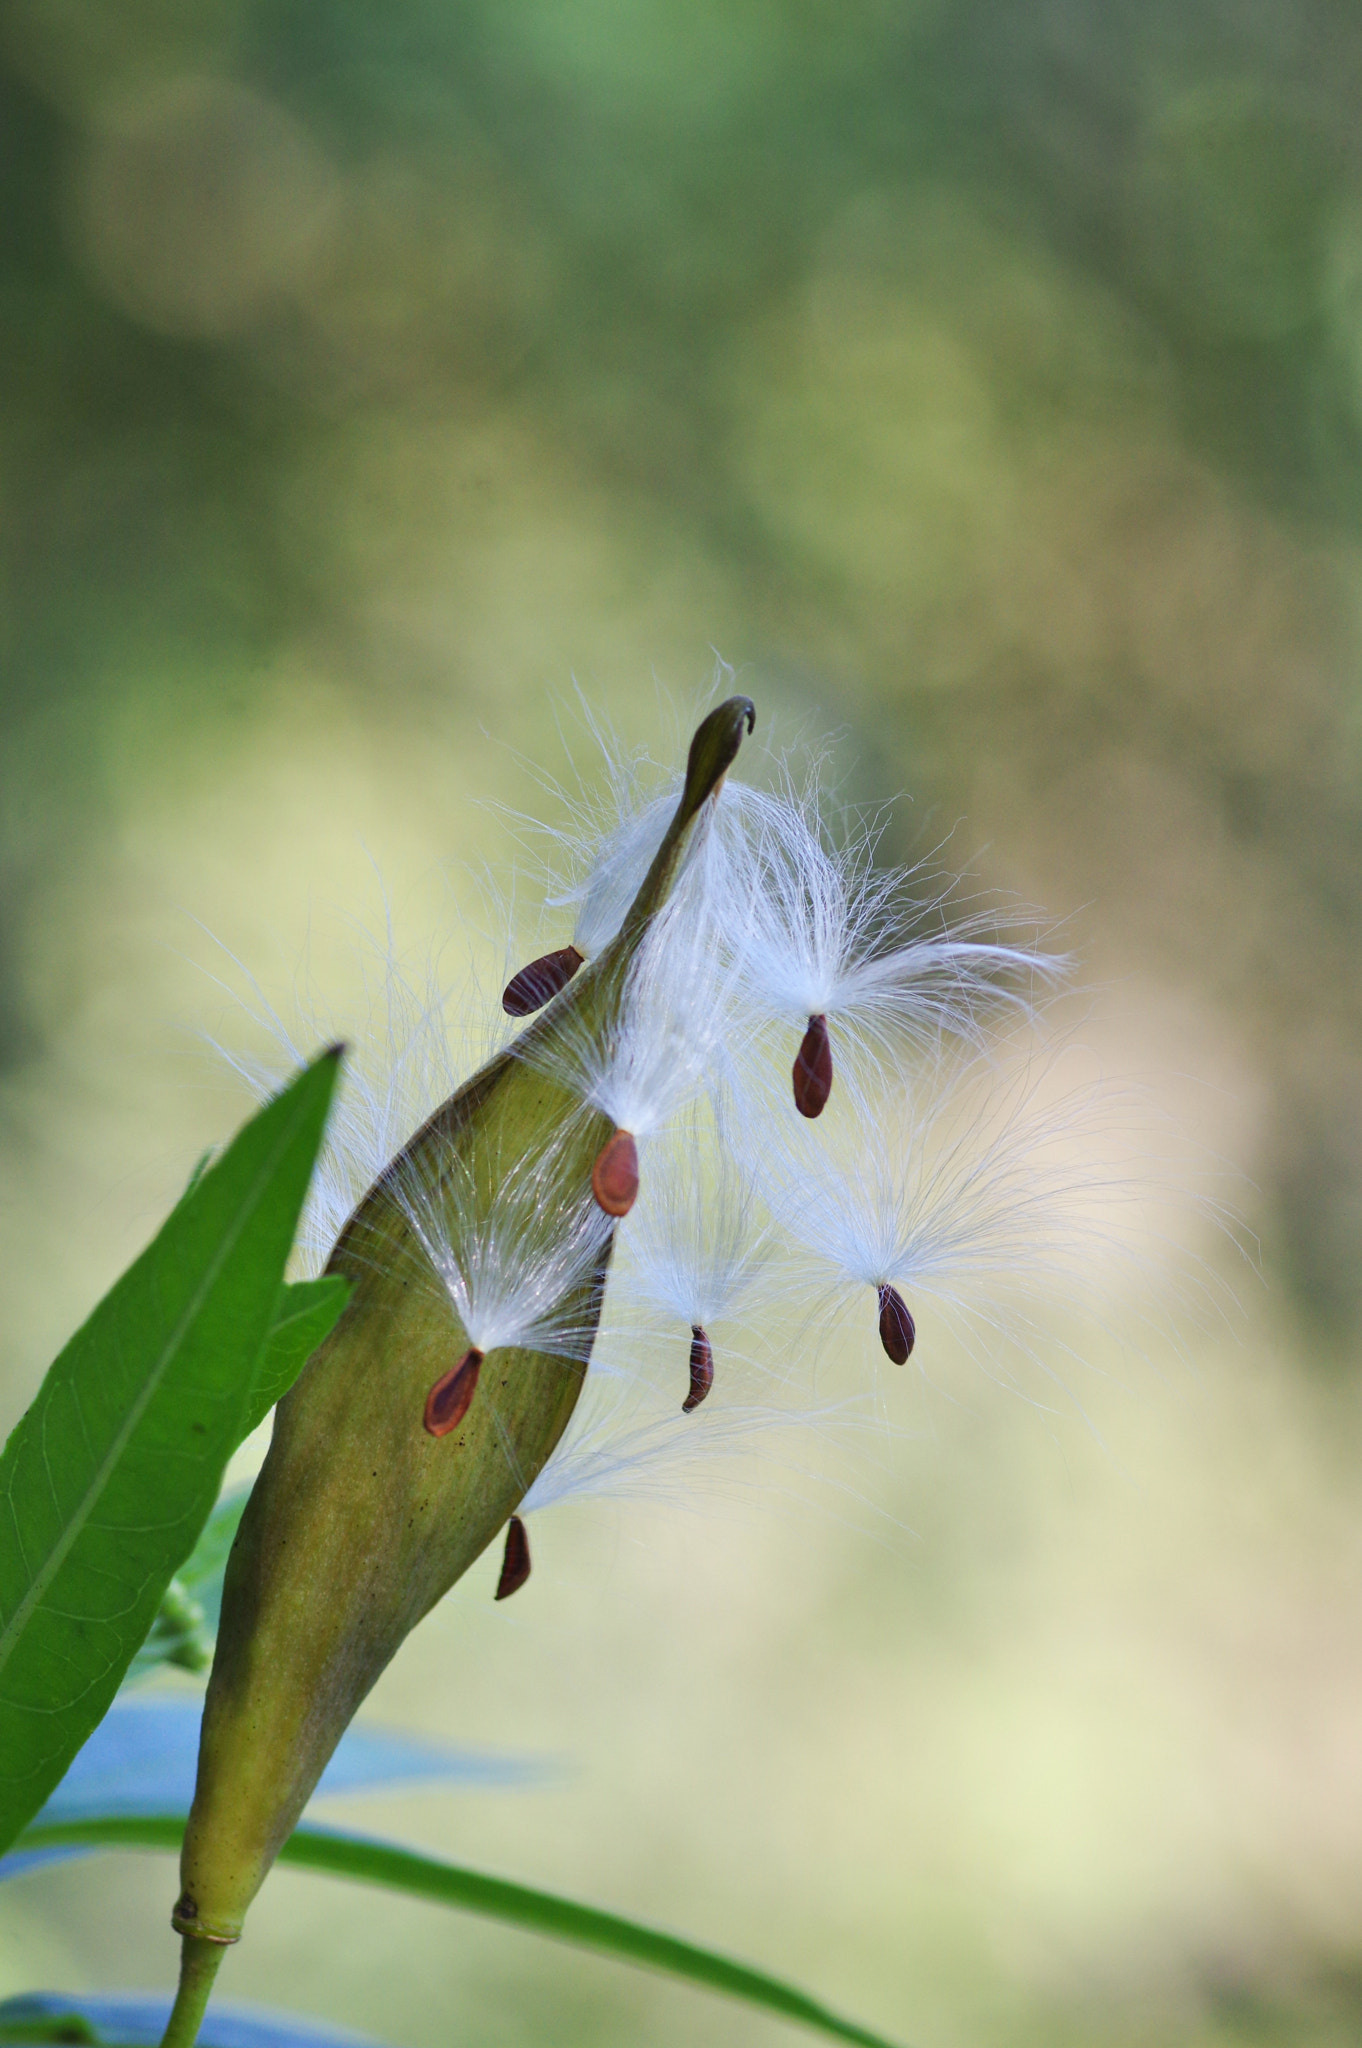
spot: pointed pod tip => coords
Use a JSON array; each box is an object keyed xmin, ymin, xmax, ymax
[
  {"xmin": 322, "ymin": 1041, "xmax": 347, "ymax": 1064},
  {"xmin": 682, "ymin": 696, "xmax": 756, "ymax": 817}
]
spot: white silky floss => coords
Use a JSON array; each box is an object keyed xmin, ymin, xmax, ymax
[
  {"xmin": 713, "ymin": 775, "xmax": 1067, "ymax": 1073},
  {"xmin": 515, "ymin": 839, "xmax": 742, "ymax": 1165},
  {"xmin": 612, "ymin": 1113, "xmax": 767, "ymax": 1337},
  {"xmin": 553, "ymin": 780, "xmax": 680, "ymax": 961},
  {"xmin": 385, "ymin": 1125, "xmax": 614, "ymax": 1366},
  {"xmin": 209, "ymin": 928, "xmax": 514, "ymax": 1282},
  {"xmin": 208, "ymin": 706, "xmax": 1177, "ymax": 1555}
]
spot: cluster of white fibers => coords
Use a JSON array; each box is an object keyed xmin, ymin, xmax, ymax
[
  {"xmin": 729, "ymin": 1035, "xmax": 1225, "ymax": 1417},
  {"xmin": 491, "ymin": 695, "xmax": 687, "ymax": 963},
  {"xmin": 713, "ymin": 772, "xmax": 1069, "ymax": 1071},
  {"xmin": 516, "ymin": 867, "xmax": 740, "ymax": 1147},
  {"xmin": 385, "ymin": 1118, "xmax": 613, "ymax": 1363},
  {"xmin": 526, "ymin": 1107, "xmax": 903, "ymax": 1523},
  {"xmin": 508, "ymin": 716, "xmax": 1230, "ymax": 1514},
  {"xmin": 201, "ymin": 695, "xmax": 1229, "ymax": 1560},
  {"xmin": 610, "ymin": 1109, "xmax": 768, "ymax": 1336},
  {"xmin": 556, "ymin": 783, "xmax": 680, "ymax": 960},
  {"xmin": 202, "ymin": 895, "xmax": 517, "ymax": 1279},
  {"xmin": 744, "ymin": 1050, "xmax": 1111, "ymax": 1304}
]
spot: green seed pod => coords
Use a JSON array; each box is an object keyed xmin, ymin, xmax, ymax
[{"xmin": 163, "ymin": 700, "xmax": 754, "ymax": 2044}]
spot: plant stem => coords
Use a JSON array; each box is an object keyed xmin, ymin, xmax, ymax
[{"xmin": 159, "ymin": 1933, "xmax": 227, "ymax": 2048}]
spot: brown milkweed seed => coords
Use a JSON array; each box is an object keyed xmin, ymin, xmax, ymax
[
  {"xmin": 683, "ymin": 1325, "xmax": 714, "ymax": 1412},
  {"xmin": 495, "ymin": 1515, "xmax": 531, "ymax": 1600},
  {"xmin": 591, "ymin": 1128, "xmax": 639, "ymax": 1216},
  {"xmin": 792, "ymin": 1012, "xmax": 833, "ymax": 1118},
  {"xmin": 876, "ymin": 1284, "xmax": 915, "ymax": 1364},
  {"xmin": 423, "ymin": 1348, "xmax": 485, "ymax": 1437},
  {"xmin": 501, "ymin": 945, "xmax": 585, "ymax": 1017}
]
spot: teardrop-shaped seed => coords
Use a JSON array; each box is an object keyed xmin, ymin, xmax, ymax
[
  {"xmin": 423, "ymin": 1348, "xmax": 484, "ymax": 1437},
  {"xmin": 591, "ymin": 1128, "xmax": 639, "ymax": 1216},
  {"xmin": 792, "ymin": 1013, "xmax": 833, "ymax": 1118},
  {"xmin": 876, "ymin": 1285, "xmax": 915, "ymax": 1364},
  {"xmin": 502, "ymin": 944, "xmax": 585, "ymax": 1017},
  {"xmin": 683, "ymin": 1325, "xmax": 714, "ymax": 1412},
  {"xmin": 495, "ymin": 1515, "xmax": 531, "ymax": 1600}
]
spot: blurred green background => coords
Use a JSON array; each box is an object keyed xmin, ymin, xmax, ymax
[{"xmin": 3, "ymin": 2, "xmax": 1362, "ymax": 2043}]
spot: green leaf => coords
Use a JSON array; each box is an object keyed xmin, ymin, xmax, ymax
[
  {"xmin": 174, "ymin": 1152, "xmax": 216, "ymax": 1211},
  {"xmin": 0, "ymin": 1050, "xmax": 342, "ymax": 1856},
  {"xmin": 11, "ymin": 1816, "xmax": 907, "ymax": 2048},
  {"xmin": 242, "ymin": 1278, "xmax": 351, "ymax": 1443},
  {"xmin": 126, "ymin": 1273, "xmax": 350, "ymax": 1689}
]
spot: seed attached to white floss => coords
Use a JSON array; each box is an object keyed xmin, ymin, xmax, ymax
[
  {"xmin": 591, "ymin": 1128, "xmax": 639, "ymax": 1216},
  {"xmin": 501, "ymin": 945, "xmax": 585, "ymax": 1017},
  {"xmin": 423, "ymin": 1347, "xmax": 485, "ymax": 1437},
  {"xmin": 495, "ymin": 1515, "xmax": 531, "ymax": 1599},
  {"xmin": 876, "ymin": 1284, "xmax": 915, "ymax": 1364},
  {"xmin": 792, "ymin": 1012, "xmax": 833, "ymax": 1118},
  {"xmin": 683, "ymin": 1324, "xmax": 714, "ymax": 1412}
]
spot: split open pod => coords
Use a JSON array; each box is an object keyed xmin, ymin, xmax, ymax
[{"xmin": 165, "ymin": 699, "xmax": 756, "ymax": 2048}]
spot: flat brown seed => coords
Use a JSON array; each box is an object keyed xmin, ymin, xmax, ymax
[
  {"xmin": 423, "ymin": 1348, "xmax": 484, "ymax": 1437},
  {"xmin": 495, "ymin": 1515, "xmax": 531, "ymax": 1600},
  {"xmin": 792, "ymin": 1012, "xmax": 833, "ymax": 1118},
  {"xmin": 591, "ymin": 1127, "xmax": 639, "ymax": 1216},
  {"xmin": 876, "ymin": 1284, "xmax": 915, "ymax": 1364},
  {"xmin": 501, "ymin": 944, "xmax": 585, "ymax": 1017},
  {"xmin": 683, "ymin": 1324, "xmax": 714, "ymax": 1412}
]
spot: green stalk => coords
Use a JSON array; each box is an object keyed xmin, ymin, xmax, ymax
[
  {"xmin": 20, "ymin": 1812, "xmax": 906, "ymax": 2048},
  {"xmin": 159, "ymin": 1935, "xmax": 228, "ymax": 2048}
]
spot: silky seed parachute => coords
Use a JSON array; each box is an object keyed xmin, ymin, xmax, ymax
[
  {"xmin": 737, "ymin": 1029, "xmax": 1188, "ymax": 1404},
  {"xmin": 386, "ymin": 1119, "xmax": 615, "ymax": 1373},
  {"xmin": 606, "ymin": 1109, "xmax": 768, "ymax": 1414},
  {"xmin": 713, "ymin": 775, "xmax": 1067, "ymax": 1117}
]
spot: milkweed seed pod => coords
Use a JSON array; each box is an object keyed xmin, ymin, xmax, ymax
[{"xmin": 166, "ymin": 699, "xmax": 755, "ymax": 2037}]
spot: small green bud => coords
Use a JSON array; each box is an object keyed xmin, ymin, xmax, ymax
[
  {"xmin": 169, "ymin": 702, "xmax": 754, "ymax": 1984},
  {"xmin": 139, "ymin": 1578, "xmax": 213, "ymax": 1677}
]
